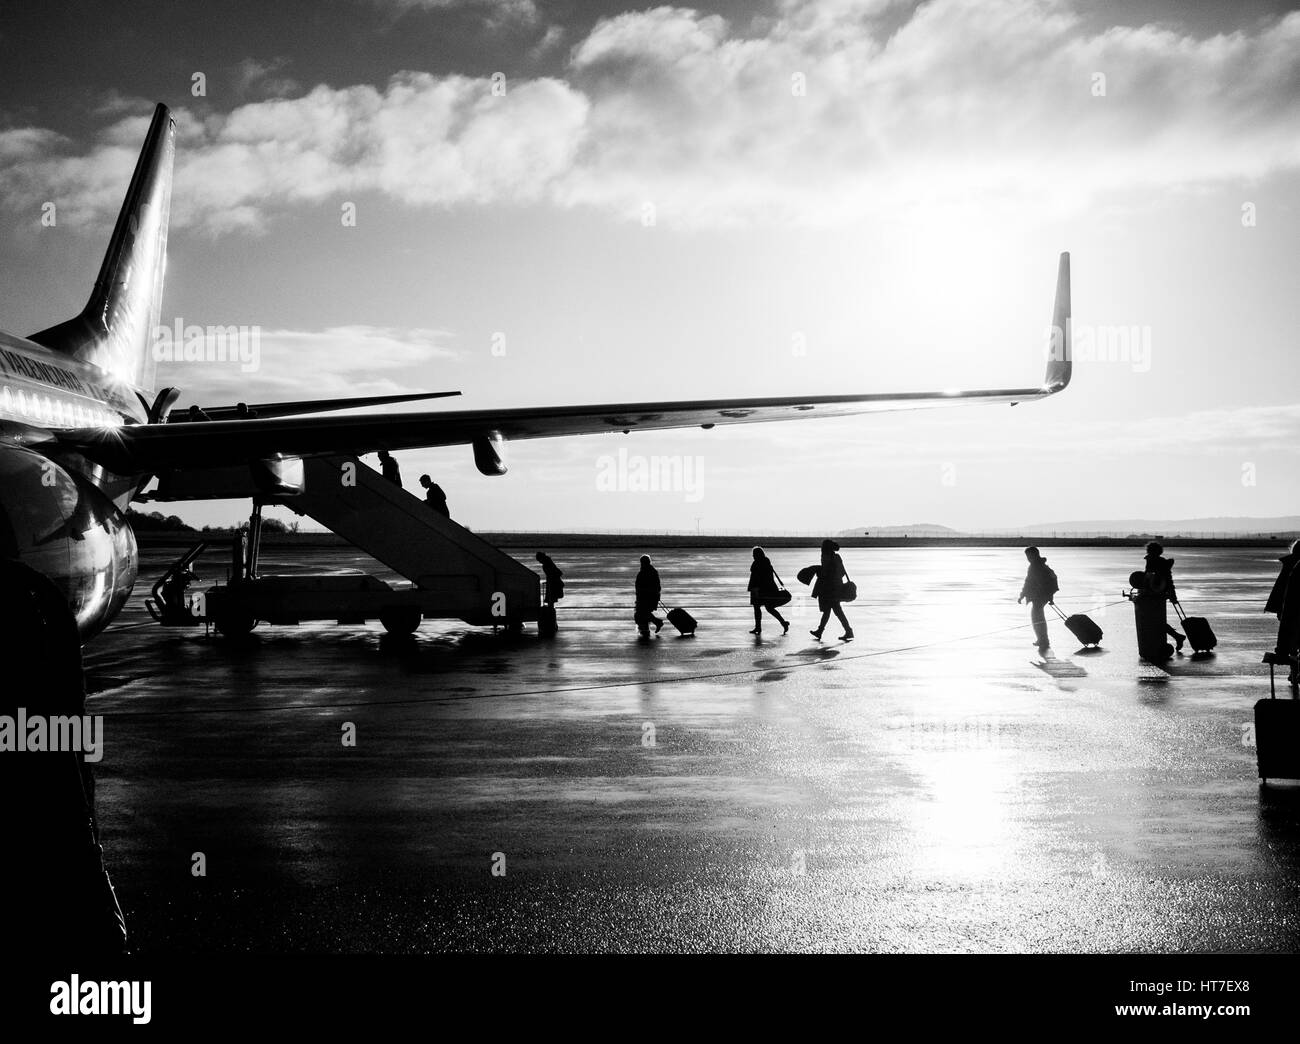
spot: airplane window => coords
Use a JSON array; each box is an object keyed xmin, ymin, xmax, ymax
[
  {"xmin": 16, "ymin": 389, "xmax": 28, "ymax": 415},
  {"xmin": 1, "ymin": 386, "xmax": 11, "ymax": 412}
]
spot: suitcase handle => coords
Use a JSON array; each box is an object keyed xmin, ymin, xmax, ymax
[{"xmin": 1049, "ymin": 602, "xmax": 1067, "ymax": 620}]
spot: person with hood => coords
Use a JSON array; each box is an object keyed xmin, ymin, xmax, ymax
[
  {"xmin": 811, "ymin": 539, "xmax": 854, "ymax": 641},
  {"xmin": 747, "ymin": 546, "xmax": 789, "ymax": 636},
  {"xmin": 419, "ymin": 474, "xmax": 450, "ymax": 518},
  {"xmin": 634, "ymin": 555, "xmax": 663, "ymax": 638},
  {"xmin": 1018, "ymin": 546, "xmax": 1058, "ymax": 653},
  {"xmin": 535, "ymin": 551, "xmax": 564, "ymax": 606},
  {"xmin": 1267, "ymin": 539, "xmax": 1300, "ymax": 683},
  {"xmin": 377, "ymin": 449, "xmax": 402, "ymax": 487},
  {"xmin": 1143, "ymin": 541, "xmax": 1186, "ymax": 652}
]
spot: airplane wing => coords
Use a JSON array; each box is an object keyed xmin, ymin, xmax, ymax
[{"xmin": 61, "ymin": 253, "xmax": 1071, "ymax": 475}]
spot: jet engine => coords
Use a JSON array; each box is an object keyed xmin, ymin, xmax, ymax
[{"xmin": 0, "ymin": 445, "xmax": 138, "ymax": 640}]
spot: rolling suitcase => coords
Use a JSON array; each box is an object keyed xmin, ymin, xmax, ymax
[
  {"xmin": 1254, "ymin": 694, "xmax": 1300, "ymax": 784},
  {"xmin": 1174, "ymin": 602, "xmax": 1216, "ymax": 653},
  {"xmin": 1051, "ymin": 603, "xmax": 1102, "ymax": 647},
  {"xmin": 663, "ymin": 605, "xmax": 697, "ymax": 636}
]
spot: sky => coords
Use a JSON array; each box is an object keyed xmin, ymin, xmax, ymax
[{"xmin": 2, "ymin": 0, "xmax": 1298, "ymax": 533}]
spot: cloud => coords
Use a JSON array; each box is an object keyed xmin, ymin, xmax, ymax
[
  {"xmin": 3, "ymin": 0, "xmax": 1298, "ymax": 231},
  {"xmin": 369, "ymin": 0, "xmax": 539, "ymax": 25},
  {"xmin": 560, "ymin": 0, "xmax": 1300, "ymax": 224},
  {"xmin": 232, "ymin": 58, "xmax": 300, "ymax": 100},
  {"xmin": 186, "ymin": 75, "xmax": 588, "ymax": 232}
]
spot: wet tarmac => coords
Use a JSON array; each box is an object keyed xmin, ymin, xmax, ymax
[{"xmin": 83, "ymin": 544, "xmax": 1300, "ymax": 953}]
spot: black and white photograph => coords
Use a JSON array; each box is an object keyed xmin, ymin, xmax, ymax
[{"xmin": 1, "ymin": 0, "xmax": 1298, "ymax": 1025}]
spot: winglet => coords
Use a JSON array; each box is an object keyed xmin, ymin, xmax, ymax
[{"xmin": 1043, "ymin": 251, "xmax": 1071, "ymax": 393}]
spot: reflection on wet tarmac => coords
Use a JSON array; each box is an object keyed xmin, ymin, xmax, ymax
[{"xmin": 83, "ymin": 545, "xmax": 1300, "ymax": 952}]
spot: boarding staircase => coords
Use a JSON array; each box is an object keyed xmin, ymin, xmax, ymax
[{"xmin": 270, "ymin": 454, "xmax": 540, "ymax": 627}]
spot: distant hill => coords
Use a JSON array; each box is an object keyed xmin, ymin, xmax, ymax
[{"xmin": 840, "ymin": 523, "xmax": 963, "ymax": 538}]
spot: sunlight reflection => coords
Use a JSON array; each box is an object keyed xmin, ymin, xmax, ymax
[{"xmin": 908, "ymin": 750, "xmax": 1020, "ymax": 880}]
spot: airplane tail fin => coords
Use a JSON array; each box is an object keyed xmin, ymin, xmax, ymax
[
  {"xmin": 1043, "ymin": 251, "xmax": 1071, "ymax": 392},
  {"xmin": 29, "ymin": 103, "xmax": 175, "ymax": 392}
]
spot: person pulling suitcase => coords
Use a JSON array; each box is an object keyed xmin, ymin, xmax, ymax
[
  {"xmin": 1143, "ymin": 542, "xmax": 1186, "ymax": 653},
  {"xmin": 1018, "ymin": 547, "xmax": 1058, "ymax": 653},
  {"xmin": 634, "ymin": 555, "xmax": 664, "ymax": 638}
]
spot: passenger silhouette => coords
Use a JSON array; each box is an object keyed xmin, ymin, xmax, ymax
[
  {"xmin": 747, "ymin": 546, "xmax": 789, "ymax": 635},
  {"xmin": 1267, "ymin": 539, "xmax": 1300, "ymax": 684},
  {"xmin": 634, "ymin": 555, "xmax": 663, "ymax": 638},
  {"xmin": 1143, "ymin": 541, "xmax": 1186, "ymax": 652},
  {"xmin": 536, "ymin": 551, "xmax": 564, "ymax": 606},
  {"xmin": 810, "ymin": 539, "xmax": 854, "ymax": 641},
  {"xmin": 0, "ymin": 558, "xmax": 128, "ymax": 956},
  {"xmin": 377, "ymin": 449, "xmax": 402, "ymax": 488},
  {"xmin": 418, "ymin": 474, "xmax": 450, "ymax": 518},
  {"xmin": 1017, "ymin": 546, "xmax": 1058, "ymax": 653}
]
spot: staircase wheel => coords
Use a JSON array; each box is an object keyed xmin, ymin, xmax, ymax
[
  {"xmin": 215, "ymin": 610, "xmax": 256, "ymax": 638},
  {"xmin": 380, "ymin": 608, "xmax": 422, "ymax": 635}
]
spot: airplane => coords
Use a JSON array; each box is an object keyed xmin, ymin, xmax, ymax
[{"xmin": 0, "ymin": 103, "xmax": 1071, "ymax": 641}]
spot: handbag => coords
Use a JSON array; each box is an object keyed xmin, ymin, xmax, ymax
[
  {"xmin": 840, "ymin": 564, "xmax": 858, "ymax": 603},
  {"xmin": 769, "ymin": 568, "xmax": 793, "ymax": 607}
]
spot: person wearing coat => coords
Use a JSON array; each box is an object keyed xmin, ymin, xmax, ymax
[
  {"xmin": 810, "ymin": 539, "xmax": 853, "ymax": 641},
  {"xmin": 1267, "ymin": 540, "xmax": 1300, "ymax": 683},
  {"xmin": 1017, "ymin": 546, "xmax": 1058, "ymax": 652},
  {"xmin": 535, "ymin": 551, "xmax": 564, "ymax": 606},
  {"xmin": 1143, "ymin": 541, "xmax": 1186, "ymax": 652},
  {"xmin": 634, "ymin": 555, "xmax": 663, "ymax": 638},
  {"xmin": 747, "ymin": 547, "xmax": 789, "ymax": 636}
]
